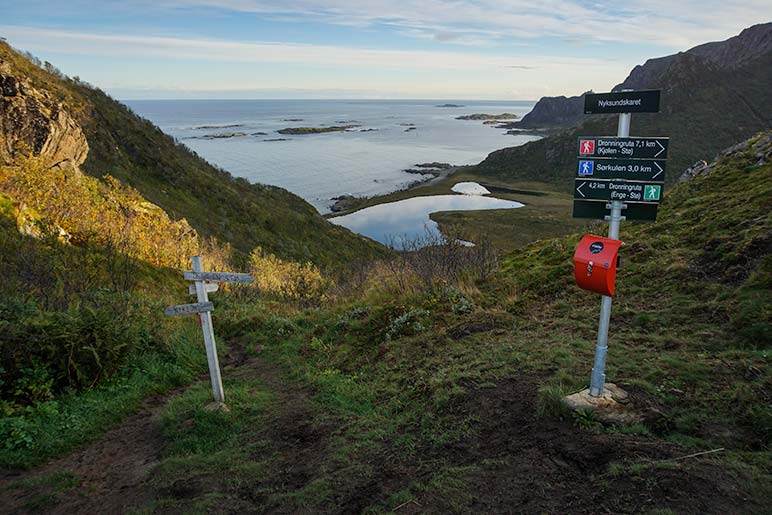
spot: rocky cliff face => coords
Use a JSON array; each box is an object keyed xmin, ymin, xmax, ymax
[
  {"xmin": 0, "ymin": 60, "xmax": 88, "ymax": 171},
  {"xmin": 514, "ymin": 93, "xmax": 588, "ymax": 129},
  {"xmin": 516, "ymin": 22, "xmax": 772, "ymax": 129}
]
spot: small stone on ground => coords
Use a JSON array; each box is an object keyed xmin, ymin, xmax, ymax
[
  {"xmin": 563, "ymin": 383, "xmax": 642, "ymax": 424},
  {"xmin": 204, "ymin": 401, "xmax": 231, "ymax": 413}
]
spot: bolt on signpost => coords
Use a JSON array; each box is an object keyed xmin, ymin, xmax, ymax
[
  {"xmin": 572, "ymin": 90, "xmax": 669, "ymax": 399},
  {"xmin": 164, "ymin": 256, "xmax": 253, "ymax": 404}
]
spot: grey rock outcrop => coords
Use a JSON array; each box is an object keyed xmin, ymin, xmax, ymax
[
  {"xmin": 514, "ymin": 93, "xmax": 588, "ymax": 129},
  {"xmin": 0, "ymin": 60, "xmax": 89, "ymax": 171},
  {"xmin": 516, "ymin": 22, "xmax": 772, "ymax": 129},
  {"xmin": 678, "ymin": 131, "xmax": 771, "ymax": 183}
]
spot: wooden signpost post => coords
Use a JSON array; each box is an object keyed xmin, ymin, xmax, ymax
[{"xmin": 164, "ymin": 256, "xmax": 253, "ymax": 404}]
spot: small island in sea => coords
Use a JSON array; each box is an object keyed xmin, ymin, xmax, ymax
[
  {"xmin": 436, "ymin": 103, "xmax": 465, "ymax": 107},
  {"xmin": 198, "ymin": 131, "xmax": 249, "ymax": 139},
  {"xmin": 456, "ymin": 113, "xmax": 519, "ymax": 120},
  {"xmin": 277, "ymin": 124, "xmax": 359, "ymax": 134},
  {"xmin": 193, "ymin": 123, "xmax": 244, "ymax": 129}
]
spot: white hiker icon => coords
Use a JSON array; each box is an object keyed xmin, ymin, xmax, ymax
[
  {"xmin": 582, "ymin": 162, "xmax": 590, "ymax": 174},
  {"xmin": 583, "ymin": 141, "xmax": 591, "ymax": 153}
]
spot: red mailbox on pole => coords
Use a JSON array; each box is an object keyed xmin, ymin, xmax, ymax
[{"xmin": 573, "ymin": 235, "xmax": 623, "ymax": 296}]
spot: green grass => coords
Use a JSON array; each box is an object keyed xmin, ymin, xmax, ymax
[
  {"xmin": 147, "ymin": 378, "xmax": 280, "ymax": 513},
  {"xmin": 181, "ymin": 134, "xmax": 768, "ymax": 508},
  {"xmin": 0, "ymin": 323, "xmax": 206, "ymax": 469}
]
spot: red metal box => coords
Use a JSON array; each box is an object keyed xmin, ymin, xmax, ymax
[{"xmin": 574, "ymin": 235, "xmax": 623, "ymax": 296}]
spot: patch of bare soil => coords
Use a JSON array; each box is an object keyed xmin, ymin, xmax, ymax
[
  {"xmin": 1, "ymin": 348, "xmax": 759, "ymax": 514},
  {"xmin": 0, "ymin": 385, "xmax": 187, "ymax": 514},
  {"xmin": 160, "ymin": 341, "xmax": 419, "ymax": 514},
  {"xmin": 416, "ymin": 377, "xmax": 760, "ymax": 514}
]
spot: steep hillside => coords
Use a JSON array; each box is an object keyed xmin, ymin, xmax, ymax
[
  {"xmin": 2, "ymin": 119, "xmax": 769, "ymax": 509},
  {"xmin": 0, "ymin": 42, "xmax": 385, "ymax": 269},
  {"xmin": 477, "ymin": 23, "xmax": 772, "ymax": 191}
]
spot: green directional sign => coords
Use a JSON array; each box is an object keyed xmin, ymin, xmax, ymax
[
  {"xmin": 573, "ymin": 179, "xmax": 664, "ymax": 221},
  {"xmin": 574, "ymin": 179, "xmax": 664, "ymax": 203}
]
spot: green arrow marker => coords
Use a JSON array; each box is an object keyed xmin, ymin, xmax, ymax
[{"xmin": 644, "ymin": 184, "xmax": 661, "ymax": 201}]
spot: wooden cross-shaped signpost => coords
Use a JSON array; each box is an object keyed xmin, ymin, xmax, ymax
[{"xmin": 164, "ymin": 256, "xmax": 253, "ymax": 403}]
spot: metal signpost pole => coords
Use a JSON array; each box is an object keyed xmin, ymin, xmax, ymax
[
  {"xmin": 192, "ymin": 255, "xmax": 225, "ymax": 403},
  {"xmin": 588, "ymin": 112, "xmax": 630, "ymax": 398}
]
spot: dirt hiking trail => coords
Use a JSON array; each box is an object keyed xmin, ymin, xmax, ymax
[{"xmin": 0, "ymin": 343, "xmax": 761, "ymax": 514}]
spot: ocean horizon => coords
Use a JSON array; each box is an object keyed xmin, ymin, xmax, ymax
[{"xmin": 126, "ymin": 99, "xmax": 539, "ymax": 212}]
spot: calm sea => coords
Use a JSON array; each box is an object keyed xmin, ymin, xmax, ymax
[{"xmin": 125, "ymin": 99, "xmax": 538, "ymax": 212}]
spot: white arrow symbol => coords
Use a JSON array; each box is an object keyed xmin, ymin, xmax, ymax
[
  {"xmin": 576, "ymin": 181, "xmax": 586, "ymax": 198},
  {"xmin": 654, "ymin": 140, "xmax": 665, "ymax": 157},
  {"xmin": 652, "ymin": 162, "xmax": 664, "ymax": 179}
]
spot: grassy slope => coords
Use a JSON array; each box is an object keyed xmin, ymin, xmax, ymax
[
  {"xmin": 141, "ymin": 133, "xmax": 770, "ymax": 511},
  {"xmin": 0, "ymin": 42, "xmax": 386, "ymax": 269},
  {"xmin": 474, "ymin": 48, "xmax": 772, "ymax": 193},
  {"xmin": 0, "ymin": 201, "xmax": 215, "ymax": 468}
]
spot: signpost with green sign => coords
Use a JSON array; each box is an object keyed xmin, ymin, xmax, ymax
[
  {"xmin": 573, "ymin": 136, "xmax": 668, "ymax": 222},
  {"xmin": 572, "ymin": 89, "xmax": 669, "ymax": 399}
]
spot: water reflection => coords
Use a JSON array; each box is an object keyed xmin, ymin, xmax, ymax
[{"xmin": 330, "ymin": 195, "xmax": 523, "ymax": 249}]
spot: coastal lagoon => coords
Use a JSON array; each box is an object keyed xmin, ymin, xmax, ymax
[
  {"xmin": 329, "ymin": 194, "xmax": 524, "ymax": 249},
  {"xmin": 126, "ymin": 99, "xmax": 538, "ymax": 212}
]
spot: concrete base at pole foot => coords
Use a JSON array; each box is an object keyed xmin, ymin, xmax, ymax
[
  {"xmin": 203, "ymin": 401, "xmax": 230, "ymax": 413},
  {"xmin": 563, "ymin": 383, "xmax": 642, "ymax": 424}
]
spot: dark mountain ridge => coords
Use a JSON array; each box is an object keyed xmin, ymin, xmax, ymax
[
  {"xmin": 516, "ymin": 23, "xmax": 772, "ymax": 131},
  {"xmin": 477, "ymin": 23, "xmax": 772, "ymax": 190}
]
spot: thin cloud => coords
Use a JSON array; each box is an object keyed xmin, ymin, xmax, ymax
[
  {"xmin": 174, "ymin": 0, "xmax": 771, "ymax": 48},
  {"xmin": 0, "ymin": 25, "xmax": 609, "ymax": 72}
]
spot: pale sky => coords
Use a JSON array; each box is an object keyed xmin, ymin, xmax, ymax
[{"xmin": 1, "ymin": 1, "xmax": 768, "ymax": 99}]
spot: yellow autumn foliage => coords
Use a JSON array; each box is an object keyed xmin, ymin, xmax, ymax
[
  {"xmin": 248, "ymin": 247, "xmax": 330, "ymax": 302},
  {"xmin": 0, "ymin": 153, "xmax": 200, "ymax": 269}
]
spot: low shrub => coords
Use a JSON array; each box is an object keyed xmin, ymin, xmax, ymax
[
  {"xmin": 248, "ymin": 246, "xmax": 331, "ymax": 303},
  {"xmin": 0, "ymin": 296, "xmax": 152, "ymax": 412}
]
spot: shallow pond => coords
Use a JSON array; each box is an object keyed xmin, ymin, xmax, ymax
[{"xmin": 330, "ymin": 194, "xmax": 524, "ymax": 249}]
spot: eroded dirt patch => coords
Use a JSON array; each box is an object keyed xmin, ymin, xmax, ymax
[
  {"xmin": 0, "ymin": 350, "xmax": 760, "ymax": 514},
  {"xmin": 0, "ymin": 385, "xmax": 187, "ymax": 514},
  {"xmin": 418, "ymin": 377, "xmax": 759, "ymax": 514}
]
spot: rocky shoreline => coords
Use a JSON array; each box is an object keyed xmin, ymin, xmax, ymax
[{"xmin": 329, "ymin": 162, "xmax": 458, "ymax": 213}]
